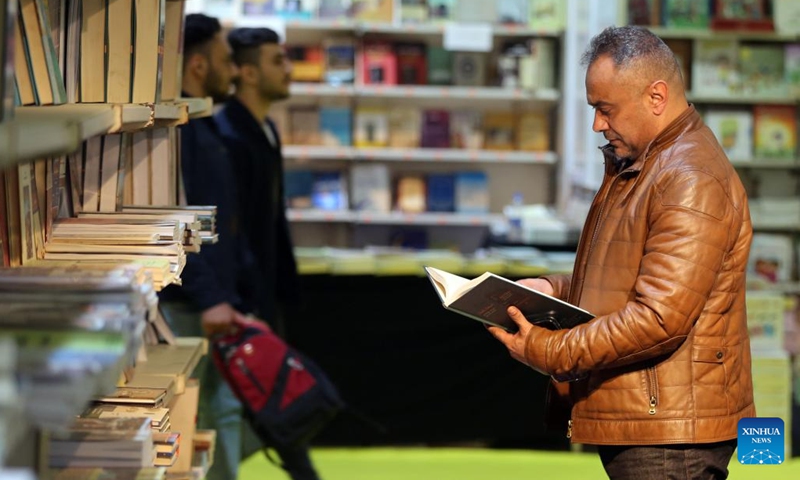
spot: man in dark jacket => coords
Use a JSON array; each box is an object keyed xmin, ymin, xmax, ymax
[
  {"xmin": 215, "ymin": 27, "xmax": 320, "ymax": 480},
  {"xmin": 159, "ymin": 13, "xmax": 261, "ymax": 480}
]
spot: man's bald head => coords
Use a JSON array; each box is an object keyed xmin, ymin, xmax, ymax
[{"xmin": 581, "ymin": 25, "xmax": 684, "ymax": 92}]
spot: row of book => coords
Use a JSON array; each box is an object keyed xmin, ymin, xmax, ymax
[
  {"xmin": 286, "ymin": 165, "xmax": 490, "ymax": 214},
  {"xmin": 703, "ymin": 105, "xmax": 797, "ymax": 161},
  {"xmin": 280, "ymin": 106, "xmax": 551, "ymax": 151},
  {"xmin": 12, "ymin": 0, "xmax": 185, "ymax": 107},
  {"xmin": 219, "ymin": 0, "xmax": 565, "ymax": 30},
  {"xmin": 665, "ymin": 38, "xmax": 800, "ymax": 98},
  {"xmin": 629, "ymin": 0, "xmax": 780, "ymax": 31},
  {"xmin": 291, "ymin": 37, "xmax": 555, "ymax": 90}
]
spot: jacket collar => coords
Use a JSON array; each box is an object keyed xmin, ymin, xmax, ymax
[
  {"xmin": 223, "ymin": 96, "xmax": 270, "ymax": 144},
  {"xmin": 602, "ymin": 103, "xmax": 699, "ymax": 175}
]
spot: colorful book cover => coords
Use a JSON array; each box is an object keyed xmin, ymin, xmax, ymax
[
  {"xmin": 354, "ymin": 107, "xmax": 389, "ymax": 147},
  {"xmin": 285, "ymin": 170, "xmax": 315, "ymax": 208},
  {"xmin": 350, "ymin": 164, "xmax": 391, "ymax": 212},
  {"xmin": 517, "ymin": 112, "xmax": 550, "ymax": 152},
  {"xmin": 528, "ymin": 0, "xmax": 565, "ymax": 31},
  {"xmin": 455, "ymin": 171, "xmax": 489, "ymax": 214},
  {"xmin": 395, "ymin": 175, "xmax": 426, "ymax": 213},
  {"xmin": 318, "ymin": 0, "xmax": 352, "ymax": 19},
  {"xmin": 287, "ymin": 46, "xmax": 325, "ymax": 83},
  {"xmin": 426, "ymin": 173, "xmax": 455, "ymax": 212},
  {"xmin": 396, "ymin": 42, "xmax": 427, "ymax": 85},
  {"xmin": 420, "ymin": 110, "xmax": 451, "ymax": 149},
  {"xmin": 497, "ymin": 0, "xmax": 528, "ymax": 25},
  {"xmin": 427, "ymin": 47, "xmax": 452, "ymax": 86},
  {"xmin": 288, "ymin": 107, "xmax": 321, "ymax": 145},
  {"xmin": 704, "ymin": 108, "xmax": 754, "ymax": 161},
  {"xmin": 628, "ymin": 0, "xmax": 661, "ymax": 26},
  {"xmin": 452, "ymin": 52, "xmax": 486, "ymax": 87},
  {"xmin": 450, "ymin": 110, "xmax": 484, "ymax": 150},
  {"xmin": 662, "ymin": 0, "xmax": 710, "ymax": 29},
  {"xmin": 664, "ymin": 39, "xmax": 693, "ymax": 89},
  {"xmin": 428, "ymin": 0, "xmax": 454, "ymax": 23},
  {"xmin": 311, "ymin": 171, "xmax": 348, "ymax": 210},
  {"xmin": 785, "ymin": 43, "xmax": 800, "ymax": 98},
  {"xmin": 691, "ymin": 39, "xmax": 739, "ymax": 96},
  {"xmin": 351, "ymin": 0, "xmax": 394, "ymax": 22},
  {"xmin": 319, "ymin": 106, "xmax": 352, "ymax": 146},
  {"xmin": 324, "ymin": 39, "xmax": 355, "ymax": 85},
  {"xmin": 753, "ymin": 105, "xmax": 797, "ymax": 160},
  {"xmin": 483, "ymin": 113, "xmax": 516, "ymax": 150},
  {"xmin": 360, "ymin": 42, "xmax": 398, "ymax": 85},
  {"xmin": 388, "ymin": 107, "xmax": 422, "ymax": 148},
  {"xmin": 400, "ymin": 0, "xmax": 428, "ymax": 23},
  {"xmin": 739, "ymin": 43, "xmax": 788, "ymax": 97}
]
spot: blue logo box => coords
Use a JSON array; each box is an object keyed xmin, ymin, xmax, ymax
[{"xmin": 738, "ymin": 417, "xmax": 785, "ymax": 465}]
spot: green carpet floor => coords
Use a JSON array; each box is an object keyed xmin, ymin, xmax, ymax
[{"xmin": 239, "ymin": 448, "xmax": 800, "ymax": 479}]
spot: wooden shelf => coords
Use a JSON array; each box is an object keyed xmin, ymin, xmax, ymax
[
  {"xmin": 128, "ymin": 337, "xmax": 207, "ymax": 397},
  {"xmin": 288, "ymin": 208, "xmax": 502, "ymax": 226},
  {"xmin": 283, "ymin": 145, "xmax": 558, "ymax": 164},
  {"xmin": 153, "ymin": 102, "xmax": 189, "ymax": 127}
]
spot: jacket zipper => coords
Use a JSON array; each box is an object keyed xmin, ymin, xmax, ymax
[
  {"xmin": 566, "ymin": 419, "xmax": 573, "ymax": 439},
  {"xmin": 646, "ymin": 367, "xmax": 658, "ymax": 415},
  {"xmin": 236, "ymin": 357, "xmax": 267, "ymax": 395}
]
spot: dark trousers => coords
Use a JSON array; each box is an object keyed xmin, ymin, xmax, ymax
[{"xmin": 598, "ymin": 440, "xmax": 737, "ymax": 480}]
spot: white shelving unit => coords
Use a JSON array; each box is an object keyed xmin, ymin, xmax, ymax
[
  {"xmin": 283, "ymin": 145, "xmax": 558, "ymax": 164},
  {"xmin": 288, "ymin": 208, "xmax": 503, "ymax": 227}
]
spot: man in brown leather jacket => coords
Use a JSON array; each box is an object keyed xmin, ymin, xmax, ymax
[{"xmin": 489, "ymin": 26, "xmax": 755, "ymax": 479}]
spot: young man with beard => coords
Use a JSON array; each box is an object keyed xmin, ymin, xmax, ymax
[
  {"xmin": 488, "ymin": 26, "xmax": 754, "ymax": 479},
  {"xmin": 159, "ymin": 13, "xmax": 264, "ymax": 480},
  {"xmin": 214, "ymin": 28, "xmax": 321, "ymax": 480}
]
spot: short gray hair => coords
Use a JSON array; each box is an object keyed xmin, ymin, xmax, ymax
[{"xmin": 581, "ymin": 25, "xmax": 680, "ymax": 80}]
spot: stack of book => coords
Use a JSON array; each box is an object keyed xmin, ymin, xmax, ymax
[
  {"xmin": 0, "ymin": 264, "xmax": 152, "ymax": 430},
  {"xmin": 48, "ymin": 417, "xmax": 155, "ymax": 469}
]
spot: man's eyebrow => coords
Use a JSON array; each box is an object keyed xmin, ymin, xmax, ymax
[{"xmin": 588, "ymin": 100, "xmax": 610, "ymax": 108}]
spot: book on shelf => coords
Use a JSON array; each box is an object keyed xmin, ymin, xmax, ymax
[
  {"xmin": 664, "ymin": 39, "xmax": 692, "ymax": 90},
  {"xmin": 285, "ymin": 169, "xmax": 315, "ymax": 209},
  {"xmin": 785, "ymin": 43, "xmax": 800, "ymax": 98},
  {"xmin": 288, "ymin": 106, "xmax": 321, "ymax": 146},
  {"xmin": 311, "ymin": 171, "xmax": 348, "ymax": 210},
  {"xmin": 428, "ymin": 0, "xmax": 454, "ymax": 24},
  {"xmin": 395, "ymin": 174, "xmax": 426, "ymax": 213},
  {"xmin": 517, "ymin": 112, "xmax": 550, "ymax": 152},
  {"xmin": 426, "ymin": 173, "xmax": 455, "ymax": 213},
  {"xmin": 452, "ymin": 52, "xmax": 485, "ymax": 87},
  {"xmin": 704, "ymin": 108, "xmax": 753, "ymax": 161},
  {"xmin": 350, "ymin": 164, "xmax": 391, "ymax": 213},
  {"xmin": 319, "ymin": 105, "xmax": 352, "ymax": 146},
  {"xmin": 662, "ymin": 0, "xmax": 710, "ymax": 29},
  {"xmin": 747, "ymin": 233, "xmax": 794, "ymax": 287},
  {"xmin": 528, "ymin": 0, "xmax": 564, "ymax": 31},
  {"xmin": 400, "ymin": 0, "xmax": 428, "ymax": 23},
  {"xmin": 318, "ymin": 0, "xmax": 350, "ymax": 19},
  {"xmin": 396, "ymin": 42, "xmax": 427, "ymax": 85},
  {"xmin": 323, "ymin": 38, "xmax": 355, "ymax": 85},
  {"xmin": 354, "ymin": 107, "xmax": 389, "ymax": 147},
  {"xmin": 419, "ymin": 109, "xmax": 450, "ymax": 149},
  {"xmin": 96, "ymin": 387, "xmax": 168, "ymax": 408},
  {"xmin": 497, "ymin": 0, "xmax": 528, "ymax": 25},
  {"xmin": 360, "ymin": 42, "xmax": 397, "ymax": 85},
  {"xmin": 388, "ymin": 106, "xmax": 422, "ymax": 148},
  {"xmin": 628, "ymin": 0, "xmax": 661, "ymax": 26},
  {"xmin": 753, "ymin": 105, "xmax": 797, "ymax": 161},
  {"xmin": 483, "ymin": 113, "xmax": 516, "ymax": 151},
  {"xmin": 454, "ymin": 171, "xmax": 489, "ymax": 214},
  {"xmin": 739, "ymin": 43, "xmax": 788, "ymax": 98},
  {"xmin": 691, "ymin": 39, "xmax": 739, "ymax": 97},
  {"xmin": 351, "ymin": 0, "xmax": 393, "ymax": 21},
  {"xmin": 453, "ymin": 0, "xmax": 496, "ymax": 23},
  {"xmin": 426, "ymin": 46, "xmax": 452, "ymax": 86},
  {"xmin": 424, "ymin": 266, "xmax": 594, "ymax": 333},
  {"xmin": 287, "ymin": 45, "xmax": 325, "ymax": 83},
  {"xmin": 450, "ymin": 110, "xmax": 483, "ymax": 150}
]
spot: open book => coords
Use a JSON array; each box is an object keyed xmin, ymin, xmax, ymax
[{"xmin": 425, "ymin": 266, "xmax": 594, "ymax": 332}]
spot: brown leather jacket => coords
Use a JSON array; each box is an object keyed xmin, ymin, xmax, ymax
[{"xmin": 529, "ymin": 105, "xmax": 755, "ymax": 445}]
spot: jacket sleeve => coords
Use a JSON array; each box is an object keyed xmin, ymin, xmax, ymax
[
  {"xmin": 539, "ymin": 273, "xmax": 572, "ymax": 301},
  {"xmin": 525, "ymin": 167, "xmax": 742, "ymax": 381},
  {"xmin": 174, "ymin": 124, "xmax": 241, "ymax": 311}
]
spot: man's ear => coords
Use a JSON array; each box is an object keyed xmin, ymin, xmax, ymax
[
  {"xmin": 186, "ymin": 52, "xmax": 208, "ymax": 80},
  {"xmin": 238, "ymin": 63, "xmax": 257, "ymax": 85},
  {"xmin": 648, "ymin": 80, "xmax": 669, "ymax": 115}
]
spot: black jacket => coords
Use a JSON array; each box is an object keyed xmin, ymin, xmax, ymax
[
  {"xmin": 159, "ymin": 113, "xmax": 260, "ymax": 314},
  {"xmin": 214, "ymin": 97, "xmax": 300, "ymax": 322}
]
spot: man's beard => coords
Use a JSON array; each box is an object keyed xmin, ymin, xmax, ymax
[{"xmin": 204, "ymin": 69, "xmax": 231, "ymax": 103}]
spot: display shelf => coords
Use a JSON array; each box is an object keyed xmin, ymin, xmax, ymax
[
  {"xmin": 128, "ymin": 337, "xmax": 207, "ymax": 397},
  {"xmin": 153, "ymin": 102, "xmax": 190, "ymax": 127},
  {"xmin": 288, "ymin": 208, "xmax": 502, "ymax": 226},
  {"xmin": 648, "ymin": 27, "xmax": 798, "ymax": 42},
  {"xmin": 687, "ymin": 92, "xmax": 798, "ymax": 105},
  {"xmin": 283, "ymin": 145, "xmax": 558, "ymax": 164},
  {"xmin": 289, "ymin": 83, "xmax": 560, "ymax": 105},
  {"xmin": 730, "ymin": 160, "xmax": 800, "ymax": 169}
]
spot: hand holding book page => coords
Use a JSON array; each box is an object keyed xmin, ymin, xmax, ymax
[{"xmin": 425, "ymin": 266, "xmax": 594, "ymax": 333}]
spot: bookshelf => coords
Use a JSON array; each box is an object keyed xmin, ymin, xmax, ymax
[{"xmin": 0, "ymin": 0, "xmax": 218, "ymax": 476}]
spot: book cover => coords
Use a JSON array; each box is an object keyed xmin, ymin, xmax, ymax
[
  {"xmin": 628, "ymin": 0, "xmax": 661, "ymax": 25},
  {"xmin": 497, "ymin": 0, "xmax": 528, "ymax": 25},
  {"xmin": 483, "ymin": 113, "xmax": 516, "ymax": 150},
  {"xmin": 350, "ymin": 164, "xmax": 390, "ymax": 212},
  {"xmin": 354, "ymin": 107, "xmax": 389, "ymax": 147},
  {"xmin": 753, "ymin": 105, "xmax": 797, "ymax": 160},
  {"xmin": 785, "ymin": 43, "xmax": 800, "ymax": 98},
  {"xmin": 691, "ymin": 39, "xmax": 739, "ymax": 96},
  {"xmin": 739, "ymin": 43, "xmax": 788, "ymax": 97},
  {"xmin": 747, "ymin": 233, "xmax": 794, "ymax": 286},
  {"xmin": 528, "ymin": 0, "xmax": 564, "ymax": 31},
  {"xmin": 420, "ymin": 109, "xmax": 450, "ymax": 149},
  {"xmin": 284, "ymin": 169, "xmax": 315, "ymax": 208},
  {"xmin": 288, "ymin": 107, "xmax": 321, "ymax": 146},
  {"xmin": 453, "ymin": 0, "xmax": 496, "ymax": 23},
  {"xmin": 450, "ymin": 110, "xmax": 483, "ymax": 149},
  {"xmin": 517, "ymin": 112, "xmax": 550, "ymax": 152},
  {"xmin": 664, "ymin": 39, "xmax": 693, "ymax": 89},
  {"xmin": 324, "ymin": 39, "xmax": 355, "ymax": 85},
  {"xmin": 662, "ymin": 0, "xmax": 710, "ymax": 28},
  {"xmin": 498, "ymin": 40, "xmax": 530, "ymax": 89},
  {"xmin": 351, "ymin": 0, "xmax": 393, "ymax": 22},
  {"xmin": 388, "ymin": 106, "xmax": 422, "ymax": 148},
  {"xmin": 426, "ymin": 173, "xmax": 455, "ymax": 212},
  {"xmin": 704, "ymin": 108, "xmax": 753, "ymax": 161},
  {"xmin": 395, "ymin": 175, "xmax": 426, "ymax": 213},
  {"xmin": 520, "ymin": 38, "xmax": 556, "ymax": 90},
  {"xmin": 452, "ymin": 52, "xmax": 485, "ymax": 87},
  {"xmin": 400, "ymin": 0, "xmax": 428, "ymax": 23},
  {"xmin": 318, "ymin": 0, "xmax": 352, "ymax": 18},
  {"xmin": 360, "ymin": 42, "xmax": 397, "ymax": 85},
  {"xmin": 427, "ymin": 46, "xmax": 452, "ymax": 86},
  {"xmin": 425, "ymin": 266, "xmax": 594, "ymax": 332},
  {"xmin": 395, "ymin": 42, "xmax": 427, "ymax": 85},
  {"xmin": 311, "ymin": 171, "xmax": 348, "ymax": 210},
  {"xmin": 455, "ymin": 171, "xmax": 489, "ymax": 214},
  {"xmin": 319, "ymin": 106, "xmax": 352, "ymax": 146},
  {"xmin": 428, "ymin": 0, "xmax": 454, "ymax": 23},
  {"xmin": 287, "ymin": 46, "xmax": 325, "ymax": 83}
]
